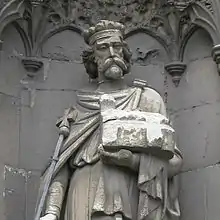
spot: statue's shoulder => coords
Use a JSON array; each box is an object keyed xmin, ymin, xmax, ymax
[{"xmin": 132, "ymin": 79, "xmax": 163, "ymax": 101}]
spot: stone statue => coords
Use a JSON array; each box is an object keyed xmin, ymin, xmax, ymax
[{"xmin": 38, "ymin": 20, "xmax": 183, "ymax": 220}]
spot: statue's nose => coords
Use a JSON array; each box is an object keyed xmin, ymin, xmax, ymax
[{"xmin": 109, "ymin": 46, "xmax": 115, "ymax": 57}]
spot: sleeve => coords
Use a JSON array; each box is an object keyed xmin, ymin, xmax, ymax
[
  {"xmin": 158, "ymin": 92, "xmax": 183, "ymax": 177},
  {"xmin": 159, "ymin": 95, "xmax": 167, "ymax": 117},
  {"xmin": 45, "ymin": 164, "xmax": 69, "ymax": 219},
  {"xmin": 168, "ymin": 147, "xmax": 183, "ymax": 177}
]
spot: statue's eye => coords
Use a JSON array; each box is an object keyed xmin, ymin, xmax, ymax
[
  {"xmin": 98, "ymin": 45, "xmax": 108, "ymax": 50},
  {"xmin": 113, "ymin": 43, "xmax": 122, "ymax": 49}
]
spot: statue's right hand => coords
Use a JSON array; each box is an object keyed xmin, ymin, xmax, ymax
[{"xmin": 40, "ymin": 214, "xmax": 58, "ymax": 220}]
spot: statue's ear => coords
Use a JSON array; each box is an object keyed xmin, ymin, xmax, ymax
[
  {"xmin": 123, "ymin": 42, "xmax": 132, "ymax": 60},
  {"xmin": 83, "ymin": 29, "xmax": 90, "ymax": 44},
  {"xmin": 88, "ymin": 62, "xmax": 98, "ymax": 79}
]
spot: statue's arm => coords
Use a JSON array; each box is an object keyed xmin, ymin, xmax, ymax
[
  {"xmin": 167, "ymin": 147, "xmax": 183, "ymax": 177},
  {"xmin": 44, "ymin": 164, "xmax": 69, "ymax": 219},
  {"xmin": 128, "ymin": 153, "xmax": 140, "ymax": 172},
  {"xmin": 142, "ymin": 88, "xmax": 183, "ymax": 177},
  {"xmin": 157, "ymin": 91, "xmax": 183, "ymax": 177}
]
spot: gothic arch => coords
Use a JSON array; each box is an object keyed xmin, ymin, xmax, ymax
[
  {"xmin": 11, "ymin": 21, "xmax": 31, "ymax": 56},
  {"xmin": 0, "ymin": 0, "xmax": 25, "ymax": 39},
  {"xmin": 182, "ymin": 27, "xmax": 213, "ymax": 64},
  {"xmin": 179, "ymin": 25, "xmax": 213, "ymax": 61},
  {"xmin": 125, "ymin": 28, "xmax": 170, "ymax": 60},
  {"xmin": 37, "ymin": 24, "xmax": 83, "ymax": 55},
  {"xmin": 187, "ymin": 2, "xmax": 219, "ymax": 45}
]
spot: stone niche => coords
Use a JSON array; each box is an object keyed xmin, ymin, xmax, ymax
[
  {"xmin": 171, "ymin": 27, "xmax": 220, "ymax": 220},
  {"xmin": 126, "ymin": 31, "xmax": 169, "ymax": 96}
]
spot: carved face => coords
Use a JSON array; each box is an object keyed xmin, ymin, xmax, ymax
[{"xmin": 93, "ymin": 35, "xmax": 127, "ymax": 80}]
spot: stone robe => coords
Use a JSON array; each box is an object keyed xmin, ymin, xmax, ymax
[{"xmin": 38, "ymin": 83, "xmax": 182, "ymax": 220}]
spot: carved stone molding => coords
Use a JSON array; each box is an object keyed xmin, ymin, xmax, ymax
[
  {"xmin": 0, "ymin": 1, "xmax": 216, "ymax": 50},
  {"xmin": 187, "ymin": 2, "xmax": 219, "ymax": 44},
  {"xmin": 211, "ymin": 0, "xmax": 220, "ymax": 42},
  {"xmin": 165, "ymin": 61, "xmax": 187, "ymax": 87},
  {"xmin": 21, "ymin": 57, "xmax": 43, "ymax": 78},
  {"xmin": 0, "ymin": 0, "xmax": 26, "ymax": 42},
  {"xmin": 0, "ymin": 0, "xmax": 220, "ymax": 79},
  {"xmin": 212, "ymin": 44, "xmax": 220, "ymax": 74},
  {"xmin": 167, "ymin": 0, "xmax": 213, "ymax": 13}
]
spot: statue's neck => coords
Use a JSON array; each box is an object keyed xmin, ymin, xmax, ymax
[{"xmin": 96, "ymin": 78, "xmax": 128, "ymax": 92}]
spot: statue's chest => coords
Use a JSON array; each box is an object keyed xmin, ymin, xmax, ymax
[{"xmin": 138, "ymin": 95, "xmax": 161, "ymax": 113}]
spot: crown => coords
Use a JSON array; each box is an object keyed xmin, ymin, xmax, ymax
[
  {"xmin": 83, "ymin": 20, "xmax": 125, "ymax": 45},
  {"xmin": 89, "ymin": 29, "xmax": 122, "ymax": 45}
]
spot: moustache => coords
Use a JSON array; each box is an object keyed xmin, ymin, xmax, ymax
[{"xmin": 102, "ymin": 57, "xmax": 127, "ymax": 73}]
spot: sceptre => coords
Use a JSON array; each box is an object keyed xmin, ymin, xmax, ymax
[{"xmin": 34, "ymin": 107, "xmax": 77, "ymax": 220}]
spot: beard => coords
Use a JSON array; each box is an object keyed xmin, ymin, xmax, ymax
[
  {"xmin": 99, "ymin": 57, "xmax": 128, "ymax": 80},
  {"xmin": 104, "ymin": 64, "xmax": 123, "ymax": 80}
]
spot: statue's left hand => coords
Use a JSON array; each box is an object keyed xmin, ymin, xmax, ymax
[{"xmin": 98, "ymin": 145, "xmax": 133, "ymax": 168}]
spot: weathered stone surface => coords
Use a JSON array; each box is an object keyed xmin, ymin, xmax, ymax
[
  {"xmin": 183, "ymin": 28, "xmax": 213, "ymax": 63},
  {"xmin": 101, "ymin": 108, "xmax": 175, "ymax": 159},
  {"xmin": 0, "ymin": 54, "xmax": 24, "ymax": 99},
  {"xmin": 0, "ymin": 94, "xmax": 20, "ymax": 167},
  {"xmin": 0, "ymin": 24, "xmax": 26, "ymax": 98},
  {"xmin": 33, "ymin": 30, "xmax": 91, "ymax": 91},
  {"xmin": 126, "ymin": 33, "xmax": 168, "ymax": 96},
  {"xmin": 172, "ymin": 102, "xmax": 220, "ymax": 171},
  {"xmin": 4, "ymin": 165, "xmax": 27, "ymax": 220},
  {"xmin": 0, "ymin": 23, "xmax": 27, "ymax": 220},
  {"xmin": 167, "ymin": 58, "xmax": 219, "ymax": 113},
  {"xmin": 30, "ymin": 60, "xmax": 90, "ymax": 91},
  {"xmin": 0, "ymin": 2, "xmax": 220, "ymax": 220},
  {"xmin": 1, "ymin": 24, "xmax": 26, "ymax": 56},
  {"xmin": 167, "ymin": 28, "xmax": 218, "ymax": 113},
  {"xmin": 0, "ymin": 162, "xmax": 5, "ymax": 220},
  {"xmin": 41, "ymin": 30, "xmax": 85, "ymax": 63},
  {"xmin": 19, "ymin": 90, "xmax": 76, "ymax": 171},
  {"xmin": 26, "ymin": 171, "xmax": 41, "ymax": 220},
  {"xmin": 3, "ymin": 165, "xmax": 41, "ymax": 220},
  {"xmin": 180, "ymin": 164, "xmax": 220, "ymax": 220},
  {"xmin": 166, "ymin": 28, "xmax": 220, "ymax": 172}
]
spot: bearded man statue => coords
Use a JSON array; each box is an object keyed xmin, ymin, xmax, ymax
[{"xmin": 39, "ymin": 20, "xmax": 183, "ymax": 220}]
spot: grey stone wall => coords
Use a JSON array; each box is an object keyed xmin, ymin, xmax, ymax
[
  {"xmin": 1, "ymin": 23, "xmax": 220, "ymax": 220},
  {"xmin": 168, "ymin": 28, "xmax": 220, "ymax": 220}
]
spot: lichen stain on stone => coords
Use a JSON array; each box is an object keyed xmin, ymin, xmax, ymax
[
  {"xmin": 4, "ymin": 165, "xmax": 28, "ymax": 180},
  {"xmin": 3, "ymin": 165, "xmax": 32, "ymax": 199}
]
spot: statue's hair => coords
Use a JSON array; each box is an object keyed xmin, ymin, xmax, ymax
[{"xmin": 81, "ymin": 41, "xmax": 132, "ymax": 79}]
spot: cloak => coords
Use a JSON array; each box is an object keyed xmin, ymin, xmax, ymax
[{"xmin": 36, "ymin": 84, "xmax": 182, "ymax": 220}]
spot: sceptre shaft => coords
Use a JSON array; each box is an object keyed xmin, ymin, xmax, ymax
[{"xmin": 34, "ymin": 107, "xmax": 77, "ymax": 220}]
